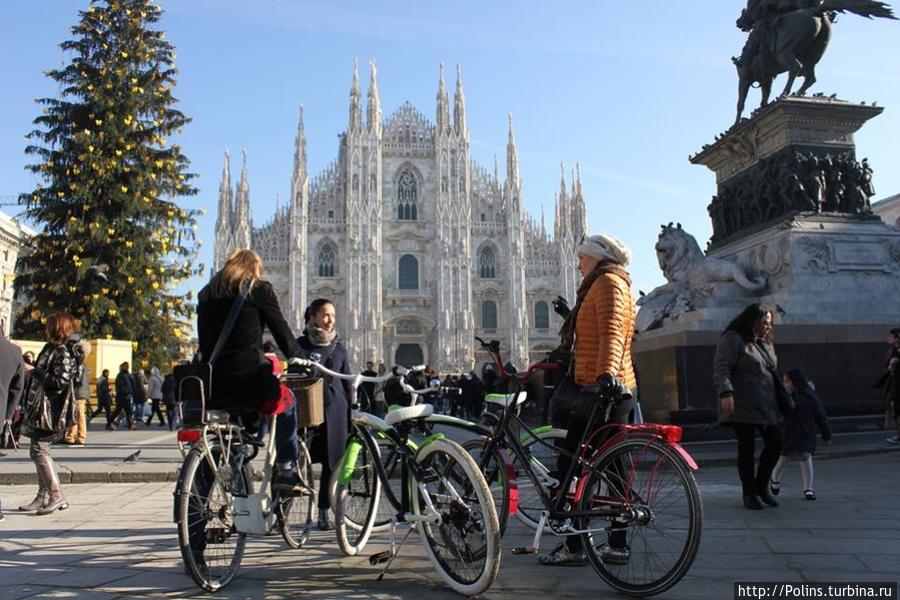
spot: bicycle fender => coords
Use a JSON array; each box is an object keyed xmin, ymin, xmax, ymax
[
  {"xmin": 519, "ymin": 424, "xmax": 556, "ymax": 444},
  {"xmin": 414, "ymin": 433, "xmax": 446, "ymax": 457},
  {"xmin": 669, "ymin": 442, "xmax": 699, "ymax": 471},
  {"xmin": 338, "ymin": 438, "xmax": 364, "ymax": 486}
]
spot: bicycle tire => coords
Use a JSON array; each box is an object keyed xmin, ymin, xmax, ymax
[
  {"xmin": 176, "ymin": 444, "xmax": 248, "ymax": 592},
  {"xmin": 578, "ymin": 437, "xmax": 702, "ymax": 596},
  {"xmin": 512, "ymin": 427, "xmax": 567, "ymax": 530},
  {"xmin": 276, "ymin": 438, "xmax": 315, "ymax": 549},
  {"xmin": 372, "ymin": 435, "xmax": 403, "ymax": 532},
  {"xmin": 334, "ymin": 430, "xmax": 382, "ymax": 556},
  {"xmin": 413, "ymin": 438, "xmax": 501, "ymax": 596},
  {"xmin": 461, "ymin": 438, "xmax": 511, "ymax": 536}
]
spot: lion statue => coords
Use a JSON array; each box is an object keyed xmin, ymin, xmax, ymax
[{"xmin": 636, "ymin": 223, "xmax": 767, "ymax": 332}]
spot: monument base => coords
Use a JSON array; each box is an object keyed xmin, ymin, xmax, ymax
[{"xmin": 634, "ymin": 213, "xmax": 900, "ymax": 424}]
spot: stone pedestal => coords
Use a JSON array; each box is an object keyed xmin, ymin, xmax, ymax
[{"xmin": 634, "ymin": 97, "xmax": 899, "ymax": 425}]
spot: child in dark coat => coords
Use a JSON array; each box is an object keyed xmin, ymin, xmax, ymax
[{"xmin": 769, "ymin": 369, "xmax": 831, "ymax": 500}]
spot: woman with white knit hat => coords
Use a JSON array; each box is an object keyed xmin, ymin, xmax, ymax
[{"xmin": 539, "ymin": 233, "xmax": 638, "ymax": 567}]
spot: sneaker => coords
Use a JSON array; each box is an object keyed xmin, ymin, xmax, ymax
[
  {"xmin": 273, "ymin": 471, "xmax": 314, "ymax": 496},
  {"xmin": 886, "ymin": 435, "xmax": 900, "ymax": 445},
  {"xmin": 537, "ymin": 542, "xmax": 588, "ymax": 567},
  {"xmin": 105, "ymin": 424, "xmax": 117, "ymax": 431},
  {"xmin": 600, "ymin": 543, "xmax": 631, "ymax": 565}
]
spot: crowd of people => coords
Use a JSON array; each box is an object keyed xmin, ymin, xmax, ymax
[{"xmin": 1, "ymin": 240, "xmax": 897, "ymax": 565}]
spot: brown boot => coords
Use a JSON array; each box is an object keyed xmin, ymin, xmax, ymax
[
  {"xmin": 34, "ymin": 455, "xmax": 68, "ymax": 515},
  {"xmin": 37, "ymin": 490, "xmax": 68, "ymax": 515},
  {"xmin": 18, "ymin": 490, "xmax": 48, "ymax": 512}
]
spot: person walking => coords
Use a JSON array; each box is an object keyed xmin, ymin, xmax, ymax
[
  {"xmin": 0, "ymin": 334, "xmax": 24, "ymax": 520},
  {"xmin": 714, "ymin": 303, "xmax": 783, "ymax": 510},
  {"xmin": 162, "ymin": 371, "xmax": 177, "ymax": 431},
  {"xmin": 64, "ymin": 342, "xmax": 91, "ymax": 446},
  {"xmin": 145, "ymin": 367, "xmax": 165, "ymax": 426},
  {"xmin": 878, "ymin": 328, "xmax": 900, "ymax": 444},
  {"xmin": 295, "ymin": 298, "xmax": 352, "ymax": 531},
  {"xmin": 769, "ymin": 369, "xmax": 831, "ymax": 501},
  {"xmin": 112, "ymin": 362, "xmax": 136, "ymax": 430},
  {"xmin": 539, "ymin": 233, "xmax": 637, "ymax": 567},
  {"xmin": 19, "ymin": 312, "xmax": 84, "ymax": 515},
  {"xmin": 91, "ymin": 369, "xmax": 114, "ymax": 430},
  {"xmin": 131, "ymin": 368, "xmax": 148, "ymax": 424}
]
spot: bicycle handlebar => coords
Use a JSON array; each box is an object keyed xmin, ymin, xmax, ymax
[{"xmin": 286, "ymin": 358, "xmax": 439, "ymax": 396}]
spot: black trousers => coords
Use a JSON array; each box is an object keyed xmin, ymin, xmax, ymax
[
  {"xmin": 733, "ymin": 423, "xmax": 783, "ymax": 498},
  {"xmin": 146, "ymin": 399, "xmax": 166, "ymax": 425},
  {"xmin": 110, "ymin": 400, "xmax": 133, "ymax": 427},
  {"xmin": 558, "ymin": 397, "xmax": 635, "ymax": 552}
]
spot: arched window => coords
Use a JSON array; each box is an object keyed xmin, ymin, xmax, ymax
[
  {"xmin": 398, "ymin": 254, "xmax": 418, "ymax": 289},
  {"xmin": 397, "ymin": 170, "xmax": 418, "ymax": 220},
  {"xmin": 534, "ymin": 301, "xmax": 550, "ymax": 330},
  {"xmin": 482, "ymin": 301, "xmax": 498, "ymax": 330},
  {"xmin": 479, "ymin": 246, "xmax": 496, "ymax": 279},
  {"xmin": 317, "ymin": 242, "xmax": 336, "ymax": 277}
]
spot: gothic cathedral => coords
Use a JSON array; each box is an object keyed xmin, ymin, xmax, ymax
[{"xmin": 213, "ymin": 61, "xmax": 588, "ymax": 373}]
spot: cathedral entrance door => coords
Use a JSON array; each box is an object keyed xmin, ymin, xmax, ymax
[{"xmin": 395, "ymin": 343, "xmax": 424, "ymax": 367}]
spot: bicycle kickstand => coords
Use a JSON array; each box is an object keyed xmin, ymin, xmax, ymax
[
  {"xmin": 369, "ymin": 517, "xmax": 413, "ymax": 581},
  {"xmin": 512, "ymin": 510, "xmax": 548, "ymax": 555}
]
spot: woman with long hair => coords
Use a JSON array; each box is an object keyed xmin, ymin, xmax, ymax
[
  {"xmin": 197, "ymin": 249, "xmax": 309, "ymax": 494},
  {"xmin": 714, "ymin": 303, "xmax": 783, "ymax": 510},
  {"xmin": 295, "ymin": 298, "xmax": 352, "ymax": 530},
  {"xmin": 19, "ymin": 312, "xmax": 85, "ymax": 515}
]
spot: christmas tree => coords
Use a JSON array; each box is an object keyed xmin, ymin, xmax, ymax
[{"xmin": 15, "ymin": 0, "xmax": 202, "ymax": 369}]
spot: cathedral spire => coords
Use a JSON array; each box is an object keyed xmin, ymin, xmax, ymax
[
  {"xmin": 217, "ymin": 149, "xmax": 233, "ymax": 225},
  {"xmin": 367, "ymin": 58, "xmax": 381, "ymax": 132},
  {"xmin": 436, "ymin": 63, "xmax": 450, "ymax": 133},
  {"xmin": 293, "ymin": 104, "xmax": 307, "ymax": 183},
  {"xmin": 572, "ymin": 163, "xmax": 587, "ymax": 241},
  {"xmin": 233, "ymin": 149, "xmax": 251, "ymax": 249},
  {"xmin": 348, "ymin": 58, "xmax": 361, "ymax": 131},
  {"xmin": 453, "ymin": 64, "xmax": 467, "ymax": 135},
  {"xmin": 506, "ymin": 113, "xmax": 519, "ymax": 185}
]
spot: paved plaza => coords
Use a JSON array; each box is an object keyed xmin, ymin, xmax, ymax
[{"xmin": 1, "ymin": 450, "xmax": 898, "ymax": 599}]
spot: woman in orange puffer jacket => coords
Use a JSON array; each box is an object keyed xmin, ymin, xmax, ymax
[{"xmin": 539, "ymin": 233, "xmax": 638, "ymax": 568}]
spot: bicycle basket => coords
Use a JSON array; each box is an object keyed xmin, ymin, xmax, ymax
[{"xmin": 285, "ymin": 376, "xmax": 324, "ymax": 428}]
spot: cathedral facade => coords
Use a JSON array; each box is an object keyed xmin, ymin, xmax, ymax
[{"xmin": 213, "ymin": 61, "xmax": 588, "ymax": 373}]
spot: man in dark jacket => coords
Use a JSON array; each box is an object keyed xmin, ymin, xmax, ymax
[
  {"xmin": 0, "ymin": 336, "xmax": 24, "ymax": 519},
  {"xmin": 91, "ymin": 369, "xmax": 114, "ymax": 429},
  {"xmin": 162, "ymin": 372, "xmax": 177, "ymax": 431},
  {"xmin": 112, "ymin": 362, "xmax": 136, "ymax": 430},
  {"xmin": 882, "ymin": 328, "xmax": 900, "ymax": 444}
]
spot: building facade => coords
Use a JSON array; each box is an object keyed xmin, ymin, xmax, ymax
[
  {"xmin": 0, "ymin": 209, "xmax": 36, "ymax": 337},
  {"xmin": 214, "ymin": 61, "xmax": 588, "ymax": 373}
]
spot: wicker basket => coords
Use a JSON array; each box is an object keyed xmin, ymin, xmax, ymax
[{"xmin": 285, "ymin": 377, "xmax": 325, "ymax": 427}]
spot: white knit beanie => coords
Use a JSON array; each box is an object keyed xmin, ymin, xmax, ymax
[{"xmin": 578, "ymin": 234, "xmax": 632, "ymax": 267}]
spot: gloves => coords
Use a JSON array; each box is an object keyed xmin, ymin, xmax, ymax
[
  {"xmin": 597, "ymin": 372, "xmax": 620, "ymax": 397},
  {"xmin": 552, "ymin": 295, "xmax": 570, "ymax": 318},
  {"xmin": 30, "ymin": 367, "xmax": 47, "ymax": 384}
]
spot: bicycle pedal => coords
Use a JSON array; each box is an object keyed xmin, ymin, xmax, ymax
[
  {"xmin": 369, "ymin": 550, "xmax": 393, "ymax": 565},
  {"xmin": 512, "ymin": 546, "xmax": 537, "ymax": 555}
]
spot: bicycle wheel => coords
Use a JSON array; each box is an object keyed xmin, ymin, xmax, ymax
[
  {"xmin": 513, "ymin": 427, "xmax": 567, "ymax": 529},
  {"xmin": 276, "ymin": 438, "xmax": 315, "ymax": 549},
  {"xmin": 334, "ymin": 431, "xmax": 382, "ymax": 556},
  {"xmin": 413, "ymin": 438, "xmax": 501, "ymax": 596},
  {"xmin": 578, "ymin": 437, "xmax": 702, "ymax": 596},
  {"xmin": 462, "ymin": 438, "xmax": 510, "ymax": 536},
  {"xmin": 176, "ymin": 443, "xmax": 248, "ymax": 592},
  {"xmin": 372, "ymin": 435, "xmax": 403, "ymax": 531}
]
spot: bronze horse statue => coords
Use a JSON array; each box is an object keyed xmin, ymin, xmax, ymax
[{"xmin": 733, "ymin": 0, "xmax": 896, "ymax": 125}]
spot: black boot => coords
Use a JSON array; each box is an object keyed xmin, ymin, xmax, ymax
[{"xmin": 743, "ymin": 495, "xmax": 764, "ymax": 510}]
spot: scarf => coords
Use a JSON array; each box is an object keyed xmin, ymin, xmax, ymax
[
  {"xmin": 306, "ymin": 324, "xmax": 337, "ymax": 347},
  {"xmin": 558, "ymin": 262, "xmax": 632, "ymax": 354}
]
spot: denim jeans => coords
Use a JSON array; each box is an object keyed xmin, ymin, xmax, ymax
[{"xmin": 274, "ymin": 401, "xmax": 299, "ymax": 465}]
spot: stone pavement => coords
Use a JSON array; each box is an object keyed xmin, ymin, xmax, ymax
[
  {"xmin": 2, "ymin": 418, "xmax": 899, "ymax": 484},
  {"xmin": 1, "ymin": 453, "xmax": 899, "ymax": 599}
]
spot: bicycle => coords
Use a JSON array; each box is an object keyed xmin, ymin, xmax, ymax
[
  {"xmin": 172, "ymin": 372, "xmax": 315, "ymax": 592},
  {"xmin": 465, "ymin": 337, "xmax": 703, "ymax": 596},
  {"xmin": 292, "ymin": 358, "xmax": 502, "ymax": 597}
]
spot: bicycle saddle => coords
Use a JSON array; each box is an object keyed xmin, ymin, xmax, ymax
[
  {"xmin": 384, "ymin": 403, "xmax": 434, "ymax": 426},
  {"xmin": 484, "ymin": 392, "xmax": 527, "ymax": 408}
]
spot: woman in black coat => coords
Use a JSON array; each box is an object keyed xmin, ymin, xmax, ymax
[
  {"xmin": 197, "ymin": 249, "xmax": 307, "ymax": 494},
  {"xmin": 713, "ymin": 303, "xmax": 783, "ymax": 510},
  {"xmin": 295, "ymin": 298, "xmax": 352, "ymax": 530},
  {"xmin": 769, "ymin": 369, "xmax": 831, "ymax": 501}
]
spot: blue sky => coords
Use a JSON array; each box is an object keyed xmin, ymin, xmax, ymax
[{"xmin": 1, "ymin": 1, "xmax": 898, "ymax": 297}]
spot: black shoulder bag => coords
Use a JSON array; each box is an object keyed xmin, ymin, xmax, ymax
[{"xmin": 175, "ymin": 283, "xmax": 249, "ymax": 425}]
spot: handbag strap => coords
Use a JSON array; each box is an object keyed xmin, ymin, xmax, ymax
[{"xmin": 207, "ymin": 282, "xmax": 250, "ymax": 366}]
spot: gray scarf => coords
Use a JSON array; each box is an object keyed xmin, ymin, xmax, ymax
[{"xmin": 307, "ymin": 324, "xmax": 337, "ymax": 347}]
